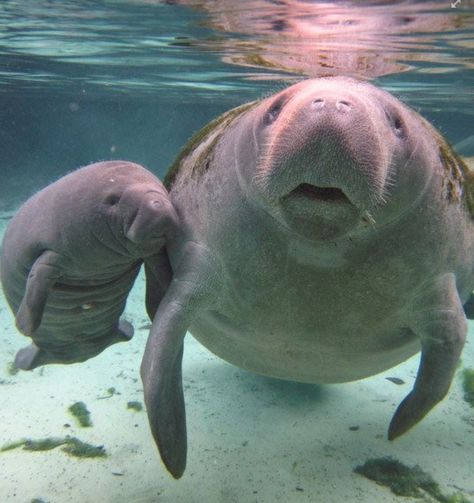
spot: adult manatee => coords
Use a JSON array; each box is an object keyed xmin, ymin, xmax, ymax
[{"xmin": 140, "ymin": 77, "xmax": 474, "ymax": 478}]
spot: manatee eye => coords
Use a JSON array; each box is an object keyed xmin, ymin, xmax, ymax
[{"xmin": 264, "ymin": 95, "xmax": 286, "ymax": 126}]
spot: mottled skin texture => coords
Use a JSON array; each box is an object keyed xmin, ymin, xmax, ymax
[
  {"xmin": 140, "ymin": 77, "xmax": 474, "ymax": 478},
  {"xmin": 1, "ymin": 161, "xmax": 178, "ymax": 369}
]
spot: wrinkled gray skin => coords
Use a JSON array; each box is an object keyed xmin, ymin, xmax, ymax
[
  {"xmin": 1, "ymin": 161, "xmax": 178, "ymax": 369},
  {"xmin": 140, "ymin": 77, "xmax": 474, "ymax": 478}
]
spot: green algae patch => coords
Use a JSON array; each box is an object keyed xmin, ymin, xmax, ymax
[
  {"xmin": 1, "ymin": 436, "xmax": 106, "ymax": 459},
  {"xmin": 355, "ymin": 457, "xmax": 439, "ymax": 499},
  {"xmin": 23, "ymin": 438, "xmax": 67, "ymax": 452},
  {"xmin": 97, "ymin": 387, "xmax": 119, "ymax": 400},
  {"xmin": 1, "ymin": 439, "xmax": 31, "ymax": 452},
  {"xmin": 126, "ymin": 401, "xmax": 143, "ymax": 412},
  {"xmin": 354, "ymin": 457, "xmax": 471, "ymax": 502},
  {"xmin": 61, "ymin": 437, "xmax": 107, "ymax": 458},
  {"xmin": 6, "ymin": 361, "xmax": 19, "ymax": 376},
  {"xmin": 462, "ymin": 368, "xmax": 474, "ymax": 407},
  {"xmin": 164, "ymin": 101, "xmax": 257, "ymax": 189},
  {"xmin": 68, "ymin": 401, "xmax": 92, "ymax": 427}
]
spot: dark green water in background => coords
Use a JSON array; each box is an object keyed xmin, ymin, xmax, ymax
[{"xmin": 0, "ymin": 0, "xmax": 472, "ymax": 211}]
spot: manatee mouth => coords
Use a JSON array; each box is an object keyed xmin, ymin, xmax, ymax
[{"xmin": 287, "ymin": 183, "xmax": 350, "ymax": 203}]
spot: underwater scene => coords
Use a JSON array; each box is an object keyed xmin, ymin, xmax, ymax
[{"xmin": 0, "ymin": 1, "xmax": 473, "ymax": 502}]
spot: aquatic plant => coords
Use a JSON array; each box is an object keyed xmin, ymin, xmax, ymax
[
  {"xmin": 1, "ymin": 439, "xmax": 32, "ymax": 452},
  {"xmin": 127, "ymin": 401, "xmax": 143, "ymax": 412},
  {"xmin": 23, "ymin": 438, "xmax": 67, "ymax": 451},
  {"xmin": 6, "ymin": 361, "xmax": 19, "ymax": 376},
  {"xmin": 68, "ymin": 401, "xmax": 92, "ymax": 427},
  {"xmin": 354, "ymin": 457, "xmax": 471, "ymax": 502},
  {"xmin": 1, "ymin": 436, "xmax": 106, "ymax": 458},
  {"xmin": 462, "ymin": 368, "xmax": 474, "ymax": 407},
  {"xmin": 97, "ymin": 387, "xmax": 119, "ymax": 400},
  {"xmin": 61, "ymin": 437, "xmax": 106, "ymax": 458}
]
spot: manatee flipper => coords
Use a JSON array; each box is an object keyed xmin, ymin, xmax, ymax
[
  {"xmin": 388, "ymin": 273, "xmax": 467, "ymax": 440},
  {"xmin": 141, "ymin": 292, "xmax": 188, "ymax": 479},
  {"xmin": 16, "ymin": 250, "xmax": 62, "ymax": 336},
  {"xmin": 144, "ymin": 249, "xmax": 174, "ymax": 320},
  {"xmin": 140, "ymin": 242, "xmax": 221, "ymax": 479}
]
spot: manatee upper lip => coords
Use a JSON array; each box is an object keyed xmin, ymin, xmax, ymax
[{"xmin": 284, "ymin": 183, "xmax": 352, "ymax": 204}]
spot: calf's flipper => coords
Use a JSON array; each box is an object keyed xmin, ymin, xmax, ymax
[
  {"xmin": 16, "ymin": 250, "xmax": 61, "ymax": 336},
  {"xmin": 389, "ymin": 273, "xmax": 467, "ymax": 440}
]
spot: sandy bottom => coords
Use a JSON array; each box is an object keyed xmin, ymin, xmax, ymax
[{"xmin": 0, "ymin": 216, "xmax": 473, "ymax": 503}]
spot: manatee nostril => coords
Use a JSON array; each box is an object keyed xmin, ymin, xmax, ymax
[
  {"xmin": 104, "ymin": 194, "xmax": 120, "ymax": 206},
  {"xmin": 311, "ymin": 98, "xmax": 325, "ymax": 110},
  {"xmin": 336, "ymin": 100, "xmax": 351, "ymax": 112}
]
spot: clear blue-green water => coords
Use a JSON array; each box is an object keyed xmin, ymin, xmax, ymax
[{"xmin": 0, "ymin": 1, "xmax": 473, "ymax": 502}]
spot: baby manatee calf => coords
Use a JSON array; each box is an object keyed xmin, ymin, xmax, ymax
[
  {"xmin": 1, "ymin": 161, "xmax": 178, "ymax": 370},
  {"xmin": 139, "ymin": 77, "xmax": 474, "ymax": 478}
]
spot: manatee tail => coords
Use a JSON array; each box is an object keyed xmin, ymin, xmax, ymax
[
  {"xmin": 14, "ymin": 319, "xmax": 135, "ymax": 371},
  {"xmin": 14, "ymin": 343, "xmax": 46, "ymax": 370}
]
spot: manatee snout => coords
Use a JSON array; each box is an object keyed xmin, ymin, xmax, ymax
[
  {"xmin": 257, "ymin": 85, "xmax": 392, "ymax": 212},
  {"xmin": 248, "ymin": 80, "xmax": 414, "ymax": 240},
  {"xmin": 118, "ymin": 184, "xmax": 179, "ymax": 250}
]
